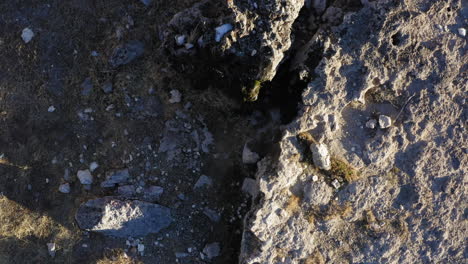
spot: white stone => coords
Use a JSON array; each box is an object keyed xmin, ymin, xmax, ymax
[
  {"xmin": 89, "ymin": 162, "xmax": 99, "ymax": 172},
  {"xmin": 47, "ymin": 243, "xmax": 56, "ymax": 257},
  {"xmin": 21, "ymin": 28, "xmax": 34, "ymax": 43},
  {"xmin": 185, "ymin": 43, "xmax": 194, "ymax": 49},
  {"xmin": 312, "ymin": 175, "xmax": 319, "ymax": 182},
  {"xmin": 458, "ymin": 28, "xmax": 466, "ymax": 37},
  {"xmin": 175, "ymin": 35, "xmax": 186, "ymax": 46},
  {"xmin": 48, "ymin": 106, "xmax": 56, "ymax": 112},
  {"xmin": 310, "ymin": 143, "xmax": 331, "ymax": 170},
  {"xmin": 77, "ymin": 169, "xmax": 93, "ymax": 185},
  {"xmin": 59, "ymin": 183, "xmax": 70, "ymax": 193},
  {"xmin": 378, "ymin": 115, "xmax": 392, "ymax": 128},
  {"xmin": 366, "ymin": 119, "xmax": 377, "ymax": 129},
  {"xmin": 331, "ymin": 179, "xmax": 341, "ymax": 189},
  {"xmin": 242, "ymin": 144, "xmax": 260, "ymax": 164},
  {"xmin": 169, "ymin": 89, "xmax": 182, "ymax": 103},
  {"xmin": 137, "ymin": 244, "xmax": 145, "ymax": 252},
  {"xmin": 215, "ymin": 24, "xmax": 233, "ymax": 42}
]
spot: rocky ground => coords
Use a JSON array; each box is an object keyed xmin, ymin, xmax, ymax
[{"xmin": 0, "ymin": 0, "xmax": 466, "ymax": 264}]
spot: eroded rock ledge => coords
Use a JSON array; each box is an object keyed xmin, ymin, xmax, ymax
[{"xmin": 240, "ymin": 0, "xmax": 467, "ymax": 263}]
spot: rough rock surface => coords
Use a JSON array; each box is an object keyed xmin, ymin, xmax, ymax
[
  {"xmin": 225, "ymin": 0, "xmax": 305, "ymax": 82},
  {"xmin": 240, "ymin": 1, "xmax": 467, "ymax": 263},
  {"xmin": 75, "ymin": 197, "xmax": 172, "ymax": 238},
  {"xmin": 0, "ymin": 0, "xmax": 466, "ymax": 263}
]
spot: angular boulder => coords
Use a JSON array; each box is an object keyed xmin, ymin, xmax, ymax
[{"xmin": 75, "ymin": 197, "xmax": 172, "ymax": 237}]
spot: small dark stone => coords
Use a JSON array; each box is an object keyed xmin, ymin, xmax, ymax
[
  {"xmin": 109, "ymin": 41, "xmax": 145, "ymax": 68},
  {"xmin": 102, "ymin": 81, "xmax": 113, "ymax": 93},
  {"xmin": 81, "ymin": 77, "xmax": 93, "ymax": 96}
]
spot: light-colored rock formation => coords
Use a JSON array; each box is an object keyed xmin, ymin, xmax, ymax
[
  {"xmin": 75, "ymin": 197, "xmax": 172, "ymax": 238},
  {"xmin": 240, "ymin": 1, "xmax": 467, "ymax": 263}
]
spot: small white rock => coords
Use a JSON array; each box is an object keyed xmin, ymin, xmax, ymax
[
  {"xmin": 185, "ymin": 43, "xmax": 194, "ymax": 49},
  {"xmin": 378, "ymin": 115, "xmax": 392, "ymax": 129},
  {"xmin": 137, "ymin": 243, "xmax": 145, "ymax": 256},
  {"xmin": 58, "ymin": 183, "xmax": 70, "ymax": 193},
  {"xmin": 21, "ymin": 28, "xmax": 35, "ymax": 43},
  {"xmin": 242, "ymin": 144, "xmax": 260, "ymax": 164},
  {"xmin": 310, "ymin": 143, "xmax": 331, "ymax": 170},
  {"xmin": 215, "ymin": 24, "xmax": 233, "ymax": 42},
  {"xmin": 48, "ymin": 106, "xmax": 56, "ymax": 112},
  {"xmin": 77, "ymin": 169, "xmax": 93, "ymax": 185},
  {"xmin": 458, "ymin": 27, "xmax": 466, "ymax": 37},
  {"xmin": 331, "ymin": 179, "xmax": 341, "ymax": 189},
  {"xmin": 169, "ymin": 89, "xmax": 182, "ymax": 103},
  {"xmin": 137, "ymin": 244, "xmax": 145, "ymax": 252},
  {"xmin": 312, "ymin": 175, "xmax": 319, "ymax": 182},
  {"xmin": 175, "ymin": 35, "xmax": 186, "ymax": 46},
  {"xmin": 47, "ymin": 243, "xmax": 56, "ymax": 257},
  {"xmin": 365, "ymin": 119, "xmax": 377, "ymax": 129},
  {"xmin": 89, "ymin": 162, "xmax": 99, "ymax": 172}
]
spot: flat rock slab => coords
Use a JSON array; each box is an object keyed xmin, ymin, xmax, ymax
[{"xmin": 75, "ymin": 197, "xmax": 172, "ymax": 238}]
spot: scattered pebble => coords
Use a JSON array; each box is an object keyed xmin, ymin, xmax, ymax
[
  {"xmin": 81, "ymin": 77, "xmax": 93, "ymax": 97},
  {"xmin": 194, "ymin": 175, "xmax": 212, "ymax": 189},
  {"xmin": 21, "ymin": 28, "xmax": 34, "ymax": 43},
  {"xmin": 175, "ymin": 35, "xmax": 186, "ymax": 46},
  {"xmin": 203, "ymin": 207, "xmax": 221, "ymax": 222},
  {"xmin": 176, "ymin": 252, "xmax": 188, "ymax": 258},
  {"xmin": 89, "ymin": 162, "xmax": 99, "ymax": 172},
  {"xmin": 312, "ymin": 175, "xmax": 319, "ymax": 182},
  {"xmin": 109, "ymin": 41, "xmax": 144, "ymax": 68},
  {"xmin": 365, "ymin": 119, "xmax": 377, "ymax": 129},
  {"xmin": 77, "ymin": 169, "xmax": 93, "ymax": 185},
  {"xmin": 169, "ymin": 89, "xmax": 182, "ymax": 103},
  {"xmin": 203, "ymin": 242, "xmax": 220, "ymax": 259},
  {"xmin": 59, "ymin": 183, "xmax": 70, "ymax": 194},
  {"xmin": 48, "ymin": 106, "xmax": 56, "ymax": 112},
  {"xmin": 47, "ymin": 243, "xmax": 56, "ymax": 257},
  {"xmin": 102, "ymin": 81, "xmax": 113, "ymax": 93},
  {"xmin": 242, "ymin": 144, "xmax": 260, "ymax": 164},
  {"xmin": 378, "ymin": 115, "xmax": 392, "ymax": 128},
  {"xmin": 215, "ymin": 24, "xmax": 233, "ymax": 42},
  {"xmin": 185, "ymin": 43, "xmax": 194, "ymax": 49},
  {"xmin": 101, "ymin": 169, "xmax": 130, "ymax": 188},
  {"xmin": 137, "ymin": 243, "xmax": 145, "ymax": 255},
  {"xmin": 331, "ymin": 179, "xmax": 341, "ymax": 189},
  {"xmin": 458, "ymin": 27, "xmax": 466, "ymax": 37}
]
